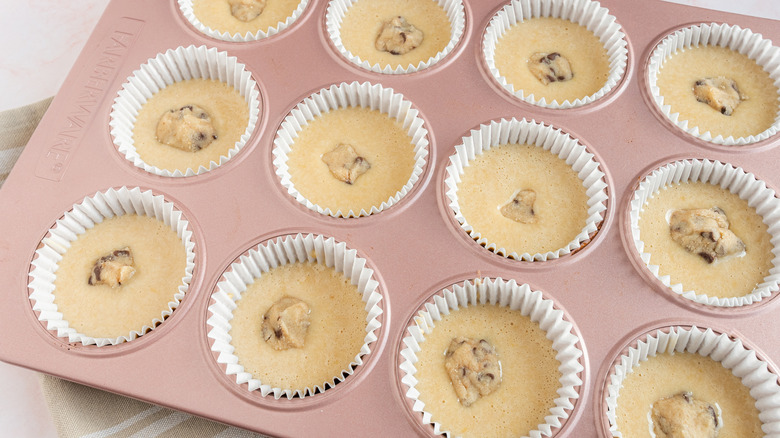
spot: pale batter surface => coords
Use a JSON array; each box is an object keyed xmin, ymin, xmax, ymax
[
  {"xmin": 192, "ymin": 0, "xmax": 303, "ymax": 35},
  {"xmin": 616, "ymin": 352, "xmax": 762, "ymax": 437},
  {"xmin": 339, "ymin": 0, "xmax": 451, "ymax": 69},
  {"xmin": 638, "ymin": 182, "xmax": 773, "ymax": 299},
  {"xmin": 133, "ymin": 79, "xmax": 249, "ymax": 173},
  {"xmin": 657, "ymin": 45, "xmax": 778, "ymax": 139},
  {"xmin": 286, "ymin": 106, "xmax": 416, "ymax": 213},
  {"xmin": 415, "ymin": 304, "xmax": 562, "ymax": 438},
  {"xmin": 457, "ymin": 143, "xmax": 589, "ymax": 255},
  {"xmin": 230, "ymin": 262, "xmax": 367, "ymax": 391},
  {"xmin": 53, "ymin": 215, "xmax": 187, "ymax": 339},
  {"xmin": 494, "ymin": 17, "xmax": 610, "ymax": 103}
]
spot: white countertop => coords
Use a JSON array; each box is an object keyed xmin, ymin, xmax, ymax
[{"xmin": 0, "ymin": 1, "xmax": 777, "ymax": 437}]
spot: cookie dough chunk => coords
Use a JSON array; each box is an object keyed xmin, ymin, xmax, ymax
[
  {"xmin": 669, "ymin": 207, "xmax": 746, "ymax": 263},
  {"xmin": 228, "ymin": 0, "xmax": 266, "ymax": 22},
  {"xmin": 651, "ymin": 392, "xmax": 720, "ymax": 438},
  {"xmin": 528, "ymin": 52, "xmax": 574, "ymax": 85},
  {"xmin": 156, "ymin": 104, "xmax": 218, "ymax": 152},
  {"xmin": 88, "ymin": 247, "xmax": 136, "ymax": 288},
  {"xmin": 444, "ymin": 337, "xmax": 502, "ymax": 407},
  {"xmin": 262, "ymin": 296, "xmax": 311, "ymax": 350},
  {"xmin": 500, "ymin": 189, "xmax": 537, "ymax": 224},
  {"xmin": 321, "ymin": 143, "xmax": 371, "ymax": 184},
  {"xmin": 693, "ymin": 77, "xmax": 745, "ymax": 116},
  {"xmin": 375, "ymin": 16, "xmax": 424, "ymax": 56}
]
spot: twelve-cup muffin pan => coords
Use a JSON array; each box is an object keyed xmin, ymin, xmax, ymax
[{"xmin": 2, "ymin": 0, "xmax": 780, "ymax": 436}]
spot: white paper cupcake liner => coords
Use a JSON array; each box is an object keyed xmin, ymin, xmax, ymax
[
  {"xmin": 647, "ymin": 23, "xmax": 780, "ymax": 146},
  {"xmin": 272, "ymin": 81, "xmax": 429, "ymax": 218},
  {"xmin": 445, "ymin": 117, "xmax": 608, "ymax": 261},
  {"xmin": 483, "ymin": 0, "xmax": 628, "ymax": 109},
  {"xmin": 604, "ymin": 325, "xmax": 780, "ymax": 437},
  {"xmin": 27, "ymin": 187, "xmax": 196, "ymax": 347},
  {"xmin": 629, "ymin": 159, "xmax": 780, "ymax": 307},
  {"xmin": 325, "ymin": 0, "xmax": 465, "ymax": 74},
  {"xmin": 109, "ymin": 45, "xmax": 261, "ymax": 177},
  {"xmin": 178, "ymin": 0, "xmax": 309, "ymax": 42},
  {"xmin": 399, "ymin": 277, "xmax": 584, "ymax": 438},
  {"xmin": 207, "ymin": 233, "xmax": 383, "ymax": 399}
]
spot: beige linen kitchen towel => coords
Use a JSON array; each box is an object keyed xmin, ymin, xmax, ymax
[
  {"xmin": 0, "ymin": 97, "xmax": 53, "ymax": 188},
  {"xmin": 39, "ymin": 375, "xmax": 264, "ymax": 438},
  {"xmin": 1, "ymin": 99, "xmax": 267, "ymax": 437}
]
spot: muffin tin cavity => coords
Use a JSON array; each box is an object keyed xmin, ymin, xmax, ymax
[
  {"xmin": 325, "ymin": 0, "xmax": 466, "ymax": 74},
  {"xmin": 482, "ymin": 0, "xmax": 628, "ymax": 109},
  {"xmin": 110, "ymin": 45, "xmax": 261, "ymax": 177},
  {"xmin": 445, "ymin": 117, "xmax": 608, "ymax": 262},
  {"xmin": 207, "ymin": 233, "xmax": 383, "ymax": 399},
  {"xmin": 399, "ymin": 277, "xmax": 584, "ymax": 437},
  {"xmin": 647, "ymin": 23, "xmax": 780, "ymax": 146},
  {"xmin": 178, "ymin": 0, "xmax": 310, "ymax": 42},
  {"xmin": 28, "ymin": 187, "xmax": 196, "ymax": 347},
  {"xmin": 272, "ymin": 81, "xmax": 429, "ymax": 218},
  {"xmin": 628, "ymin": 158, "xmax": 780, "ymax": 307},
  {"xmin": 603, "ymin": 325, "xmax": 780, "ymax": 437}
]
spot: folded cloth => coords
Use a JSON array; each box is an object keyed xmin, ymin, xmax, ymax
[
  {"xmin": 40, "ymin": 375, "xmax": 264, "ymax": 438},
  {"xmin": 0, "ymin": 97, "xmax": 52, "ymax": 188},
  {"xmin": 1, "ymin": 99, "xmax": 268, "ymax": 437}
]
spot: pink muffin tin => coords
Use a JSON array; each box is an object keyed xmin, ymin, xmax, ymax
[{"xmin": 2, "ymin": 0, "xmax": 780, "ymax": 436}]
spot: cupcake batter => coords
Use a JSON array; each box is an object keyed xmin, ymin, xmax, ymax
[
  {"xmin": 457, "ymin": 143, "xmax": 589, "ymax": 256},
  {"xmin": 192, "ymin": 0, "xmax": 303, "ymax": 35},
  {"xmin": 638, "ymin": 181, "xmax": 773, "ymax": 299},
  {"xmin": 493, "ymin": 17, "xmax": 610, "ymax": 103},
  {"xmin": 286, "ymin": 106, "xmax": 416, "ymax": 214},
  {"xmin": 414, "ymin": 304, "xmax": 562, "ymax": 438},
  {"xmin": 229, "ymin": 262, "xmax": 367, "ymax": 391},
  {"xmin": 339, "ymin": 0, "xmax": 451, "ymax": 69},
  {"xmin": 656, "ymin": 45, "xmax": 778, "ymax": 139},
  {"xmin": 53, "ymin": 215, "xmax": 187, "ymax": 339},
  {"xmin": 616, "ymin": 352, "xmax": 762, "ymax": 437},
  {"xmin": 133, "ymin": 78, "xmax": 249, "ymax": 173}
]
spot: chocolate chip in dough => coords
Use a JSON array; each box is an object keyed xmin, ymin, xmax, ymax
[
  {"xmin": 156, "ymin": 104, "xmax": 217, "ymax": 152},
  {"xmin": 500, "ymin": 189, "xmax": 537, "ymax": 224},
  {"xmin": 528, "ymin": 52, "xmax": 574, "ymax": 85},
  {"xmin": 444, "ymin": 337, "xmax": 502, "ymax": 407},
  {"xmin": 261, "ymin": 296, "xmax": 311, "ymax": 350},
  {"xmin": 669, "ymin": 207, "xmax": 746, "ymax": 264},
  {"xmin": 321, "ymin": 143, "xmax": 371, "ymax": 184},
  {"xmin": 88, "ymin": 247, "xmax": 136, "ymax": 288},
  {"xmin": 228, "ymin": 0, "xmax": 266, "ymax": 22},
  {"xmin": 375, "ymin": 16, "xmax": 424, "ymax": 56},
  {"xmin": 651, "ymin": 392, "xmax": 721, "ymax": 438},
  {"xmin": 693, "ymin": 77, "xmax": 745, "ymax": 116}
]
